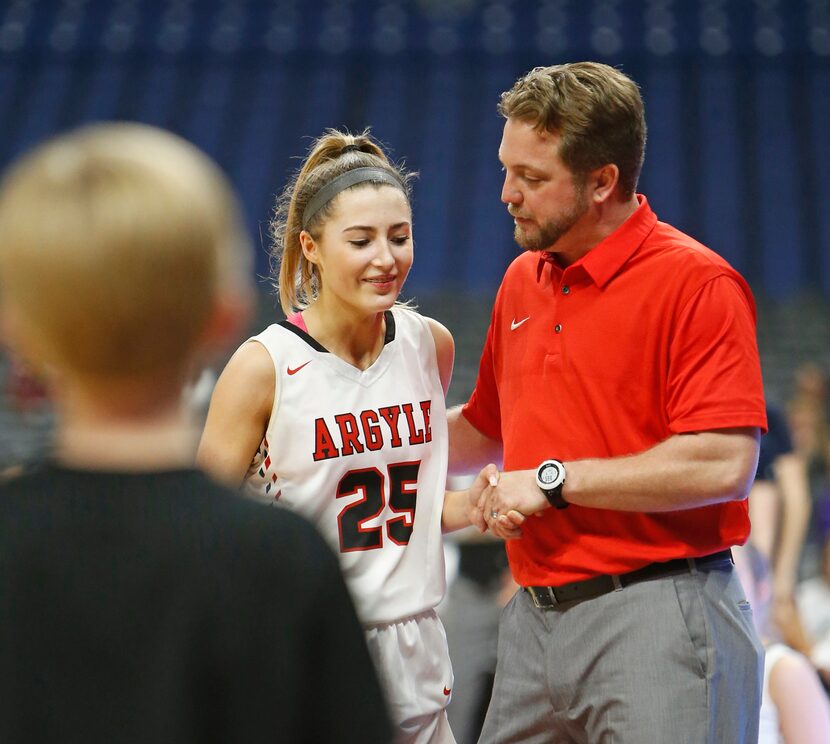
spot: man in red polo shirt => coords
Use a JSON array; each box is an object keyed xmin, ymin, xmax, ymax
[{"xmin": 449, "ymin": 62, "xmax": 767, "ymax": 743}]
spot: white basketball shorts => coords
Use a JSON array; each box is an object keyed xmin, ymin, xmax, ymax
[{"xmin": 364, "ymin": 608, "xmax": 456, "ymax": 744}]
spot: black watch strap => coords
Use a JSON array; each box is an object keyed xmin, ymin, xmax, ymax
[{"xmin": 542, "ymin": 483, "xmax": 568, "ymax": 510}]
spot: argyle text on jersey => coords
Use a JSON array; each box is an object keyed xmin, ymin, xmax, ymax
[{"xmin": 313, "ymin": 400, "xmax": 433, "ymax": 461}]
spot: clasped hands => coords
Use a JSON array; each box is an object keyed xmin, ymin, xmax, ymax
[{"xmin": 467, "ymin": 464, "xmax": 550, "ymax": 539}]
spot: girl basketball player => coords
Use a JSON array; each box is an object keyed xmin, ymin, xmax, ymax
[{"xmin": 198, "ymin": 130, "xmax": 503, "ymax": 743}]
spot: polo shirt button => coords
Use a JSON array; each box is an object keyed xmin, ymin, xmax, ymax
[
  {"xmin": 555, "ymin": 324, "xmax": 562, "ymax": 333},
  {"xmin": 562, "ymin": 285, "xmax": 570, "ymax": 295}
]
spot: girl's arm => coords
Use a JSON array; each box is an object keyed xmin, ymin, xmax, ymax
[
  {"xmin": 425, "ymin": 317, "xmax": 454, "ymax": 396},
  {"xmin": 197, "ymin": 341, "xmax": 275, "ymax": 488}
]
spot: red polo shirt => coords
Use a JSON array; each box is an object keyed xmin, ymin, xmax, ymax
[{"xmin": 462, "ymin": 196, "xmax": 767, "ymax": 586}]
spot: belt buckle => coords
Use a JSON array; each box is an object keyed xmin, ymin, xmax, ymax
[{"xmin": 527, "ymin": 586, "xmax": 557, "ymax": 609}]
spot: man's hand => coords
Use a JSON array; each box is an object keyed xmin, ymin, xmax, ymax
[
  {"xmin": 466, "ymin": 465, "xmax": 525, "ymax": 538},
  {"xmin": 473, "ymin": 468, "xmax": 536, "ymax": 539},
  {"xmin": 481, "ymin": 469, "xmax": 548, "ymax": 538}
]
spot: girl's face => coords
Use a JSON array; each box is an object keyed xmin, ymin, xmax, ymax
[{"xmin": 303, "ymin": 184, "xmax": 413, "ymax": 317}]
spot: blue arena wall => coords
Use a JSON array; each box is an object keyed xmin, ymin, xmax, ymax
[{"xmin": 0, "ymin": 0, "xmax": 827, "ymax": 298}]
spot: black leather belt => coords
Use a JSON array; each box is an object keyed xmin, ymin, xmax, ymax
[{"xmin": 524, "ymin": 549, "xmax": 733, "ymax": 609}]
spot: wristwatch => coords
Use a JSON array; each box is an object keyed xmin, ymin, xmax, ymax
[{"xmin": 536, "ymin": 459, "xmax": 568, "ymax": 509}]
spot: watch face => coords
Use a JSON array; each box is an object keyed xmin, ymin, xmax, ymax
[{"xmin": 539, "ymin": 462, "xmax": 563, "ymax": 486}]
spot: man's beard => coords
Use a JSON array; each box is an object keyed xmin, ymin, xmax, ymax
[{"xmin": 513, "ymin": 182, "xmax": 588, "ymax": 252}]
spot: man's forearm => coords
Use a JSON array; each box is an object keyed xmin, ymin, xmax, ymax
[
  {"xmin": 483, "ymin": 428, "xmax": 761, "ymax": 521},
  {"xmin": 564, "ymin": 428, "xmax": 760, "ymax": 512}
]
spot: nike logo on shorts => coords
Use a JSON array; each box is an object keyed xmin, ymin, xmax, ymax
[
  {"xmin": 287, "ymin": 361, "xmax": 311, "ymax": 375},
  {"xmin": 511, "ymin": 317, "xmax": 530, "ymax": 330}
]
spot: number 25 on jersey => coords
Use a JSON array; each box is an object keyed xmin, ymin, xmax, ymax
[{"xmin": 336, "ymin": 461, "xmax": 420, "ymax": 552}]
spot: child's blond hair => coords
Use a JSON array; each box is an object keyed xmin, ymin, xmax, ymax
[{"xmin": 0, "ymin": 123, "xmax": 250, "ymax": 382}]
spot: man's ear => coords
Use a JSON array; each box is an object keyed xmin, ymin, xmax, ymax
[{"xmin": 589, "ymin": 163, "xmax": 620, "ymax": 204}]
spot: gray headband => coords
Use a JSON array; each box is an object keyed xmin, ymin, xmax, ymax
[{"xmin": 301, "ymin": 167, "xmax": 404, "ymax": 229}]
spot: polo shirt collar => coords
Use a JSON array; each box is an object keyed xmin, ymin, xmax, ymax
[{"xmin": 539, "ymin": 194, "xmax": 657, "ymax": 289}]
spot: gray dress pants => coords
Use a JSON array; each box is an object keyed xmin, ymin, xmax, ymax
[{"xmin": 478, "ymin": 564, "xmax": 763, "ymax": 743}]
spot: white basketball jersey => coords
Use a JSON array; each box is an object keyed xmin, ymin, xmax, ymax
[{"xmin": 243, "ymin": 307, "xmax": 449, "ymax": 625}]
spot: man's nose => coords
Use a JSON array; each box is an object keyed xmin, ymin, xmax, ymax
[{"xmin": 501, "ymin": 177, "xmax": 521, "ymax": 205}]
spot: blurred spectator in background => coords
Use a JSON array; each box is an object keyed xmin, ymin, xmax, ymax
[
  {"xmin": 4, "ymin": 356, "xmax": 49, "ymax": 414},
  {"xmin": 788, "ymin": 362, "xmax": 830, "ymax": 460},
  {"xmin": 797, "ymin": 499, "xmax": 830, "ymax": 688},
  {"xmin": 734, "ymin": 542, "xmax": 830, "ymax": 743},
  {"xmin": 0, "ymin": 354, "xmax": 54, "ymax": 473},
  {"xmin": 787, "ymin": 362, "xmax": 830, "ymax": 577},
  {"xmin": 750, "ymin": 404, "xmax": 813, "ymax": 656}
]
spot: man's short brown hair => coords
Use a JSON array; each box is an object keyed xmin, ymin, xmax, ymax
[{"xmin": 498, "ymin": 62, "xmax": 646, "ymax": 199}]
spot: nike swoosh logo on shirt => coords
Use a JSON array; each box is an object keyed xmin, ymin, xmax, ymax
[
  {"xmin": 511, "ymin": 317, "xmax": 530, "ymax": 330},
  {"xmin": 287, "ymin": 361, "xmax": 311, "ymax": 375}
]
